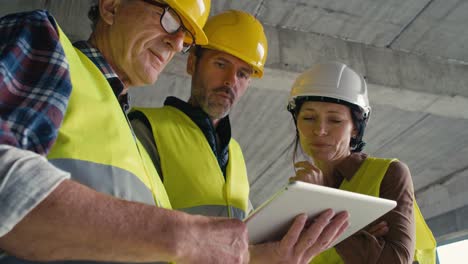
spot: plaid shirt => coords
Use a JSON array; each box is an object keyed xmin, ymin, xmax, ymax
[{"xmin": 0, "ymin": 10, "xmax": 126, "ymax": 155}]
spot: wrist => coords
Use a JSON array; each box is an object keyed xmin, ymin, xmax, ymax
[
  {"xmin": 248, "ymin": 243, "xmax": 280, "ymax": 264},
  {"xmin": 167, "ymin": 211, "xmax": 207, "ymax": 262},
  {"xmin": 159, "ymin": 210, "xmax": 192, "ymax": 262}
]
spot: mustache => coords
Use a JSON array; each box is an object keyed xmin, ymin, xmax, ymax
[{"xmin": 213, "ymin": 86, "xmax": 236, "ymax": 101}]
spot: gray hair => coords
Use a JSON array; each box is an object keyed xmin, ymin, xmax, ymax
[{"xmin": 88, "ymin": 0, "xmax": 133, "ymax": 30}]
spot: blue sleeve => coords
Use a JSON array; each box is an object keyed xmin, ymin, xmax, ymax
[{"xmin": 0, "ymin": 10, "xmax": 72, "ymax": 155}]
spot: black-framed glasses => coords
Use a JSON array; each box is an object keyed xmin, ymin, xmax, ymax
[{"xmin": 141, "ymin": 0, "xmax": 195, "ymax": 53}]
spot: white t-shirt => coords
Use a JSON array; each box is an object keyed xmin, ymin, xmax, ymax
[{"xmin": 0, "ymin": 145, "xmax": 70, "ymax": 237}]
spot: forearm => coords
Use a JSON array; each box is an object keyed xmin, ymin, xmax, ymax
[
  {"xmin": 0, "ymin": 145, "xmax": 186, "ymax": 262},
  {"xmin": 0, "ymin": 148, "xmax": 250, "ymax": 263},
  {"xmin": 0, "ymin": 179, "xmax": 187, "ymax": 262},
  {"xmin": 335, "ymin": 161, "xmax": 415, "ymax": 264},
  {"xmin": 335, "ymin": 230, "xmax": 413, "ymax": 264}
]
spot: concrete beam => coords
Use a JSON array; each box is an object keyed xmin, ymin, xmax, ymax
[
  {"xmin": 416, "ymin": 168, "xmax": 468, "ymax": 219},
  {"xmin": 427, "ymin": 204, "xmax": 468, "ymax": 243},
  {"xmin": 263, "ymin": 25, "xmax": 468, "ymax": 97}
]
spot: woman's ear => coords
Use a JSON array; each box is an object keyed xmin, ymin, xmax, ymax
[{"xmin": 352, "ymin": 128, "xmax": 359, "ymax": 139}]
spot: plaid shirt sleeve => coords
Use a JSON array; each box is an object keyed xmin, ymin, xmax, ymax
[{"xmin": 0, "ymin": 10, "xmax": 71, "ymax": 155}]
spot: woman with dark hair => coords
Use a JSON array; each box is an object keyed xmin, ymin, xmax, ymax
[{"xmin": 287, "ymin": 62, "xmax": 436, "ymax": 264}]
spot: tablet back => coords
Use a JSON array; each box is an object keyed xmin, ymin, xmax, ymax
[{"xmin": 245, "ymin": 181, "xmax": 396, "ymax": 245}]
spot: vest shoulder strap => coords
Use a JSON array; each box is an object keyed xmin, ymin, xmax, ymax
[{"xmin": 340, "ymin": 157, "xmax": 396, "ymax": 196}]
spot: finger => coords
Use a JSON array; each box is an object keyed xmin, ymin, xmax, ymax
[
  {"xmin": 294, "ymin": 161, "xmax": 322, "ymax": 174},
  {"xmin": 280, "ymin": 213, "xmax": 308, "ymax": 249},
  {"xmin": 304, "ymin": 211, "xmax": 349, "ymax": 259},
  {"xmin": 289, "ymin": 175, "xmax": 307, "ymax": 183},
  {"xmin": 291, "ymin": 174, "xmax": 309, "ymax": 184},
  {"xmin": 371, "ymin": 225, "xmax": 389, "ymax": 238},
  {"xmin": 295, "ymin": 209, "xmax": 334, "ymax": 254},
  {"xmin": 295, "ymin": 169, "xmax": 313, "ymax": 180},
  {"xmin": 294, "ymin": 161, "xmax": 319, "ymax": 172},
  {"xmin": 328, "ymin": 216, "xmax": 350, "ymax": 244},
  {"xmin": 369, "ymin": 221, "xmax": 387, "ymax": 230},
  {"xmin": 293, "ymin": 168, "xmax": 310, "ymax": 179},
  {"xmin": 320, "ymin": 211, "xmax": 349, "ymax": 246},
  {"xmin": 294, "ymin": 161, "xmax": 312, "ymax": 169},
  {"xmin": 294, "ymin": 170, "xmax": 324, "ymax": 185},
  {"xmin": 367, "ymin": 221, "xmax": 387, "ymax": 234},
  {"xmin": 295, "ymin": 169, "xmax": 309, "ymax": 177}
]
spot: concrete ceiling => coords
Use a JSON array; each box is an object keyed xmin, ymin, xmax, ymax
[{"xmin": 2, "ymin": 0, "xmax": 468, "ymax": 245}]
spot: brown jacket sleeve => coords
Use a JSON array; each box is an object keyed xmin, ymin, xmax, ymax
[{"xmin": 335, "ymin": 161, "xmax": 416, "ymax": 264}]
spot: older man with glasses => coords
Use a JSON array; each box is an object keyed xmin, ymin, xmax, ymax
[
  {"xmin": 0, "ymin": 0, "xmax": 349, "ymax": 263},
  {"xmin": 0, "ymin": 0, "xmax": 254, "ymax": 263}
]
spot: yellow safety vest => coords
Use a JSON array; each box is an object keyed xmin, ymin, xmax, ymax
[
  {"xmin": 133, "ymin": 106, "xmax": 249, "ymax": 219},
  {"xmin": 47, "ymin": 26, "xmax": 171, "ymax": 209},
  {"xmin": 310, "ymin": 157, "xmax": 436, "ymax": 264}
]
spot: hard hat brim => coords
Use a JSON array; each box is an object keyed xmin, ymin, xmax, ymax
[
  {"xmin": 204, "ymin": 43, "xmax": 264, "ymax": 78},
  {"xmin": 165, "ymin": 0, "xmax": 209, "ymax": 45}
]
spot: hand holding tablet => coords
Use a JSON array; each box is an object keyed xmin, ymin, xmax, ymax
[{"xmin": 245, "ymin": 181, "xmax": 397, "ymax": 246}]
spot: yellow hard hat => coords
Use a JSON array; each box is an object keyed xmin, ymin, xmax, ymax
[
  {"xmin": 165, "ymin": 0, "xmax": 211, "ymax": 45},
  {"xmin": 203, "ymin": 10, "xmax": 268, "ymax": 78}
]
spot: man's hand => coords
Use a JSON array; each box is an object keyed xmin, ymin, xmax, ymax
[
  {"xmin": 176, "ymin": 215, "xmax": 250, "ymax": 264},
  {"xmin": 290, "ymin": 161, "xmax": 326, "ymax": 186},
  {"xmin": 249, "ymin": 209, "xmax": 349, "ymax": 264}
]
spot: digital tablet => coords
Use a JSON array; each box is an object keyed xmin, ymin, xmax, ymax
[{"xmin": 245, "ymin": 181, "xmax": 397, "ymax": 245}]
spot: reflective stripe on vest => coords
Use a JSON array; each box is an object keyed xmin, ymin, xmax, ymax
[
  {"xmin": 133, "ymin": 106, "xmax": 249, "ymax": 219},
  {"xmin": 46, "ymin": 26, "xmax": 171, "ymax": 209},
  {"xmin": 50, "ymin": 159, "xmax": 154, "ymax": 204},
  {"xmin": 181, "ymin": 204, "xmax": 245, "ymax": 219},
  {"xmin": 310, "ymin": 157, "xmax": 436, "ymax": 264}
]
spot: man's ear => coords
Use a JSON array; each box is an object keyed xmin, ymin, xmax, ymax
[
  {"xmin": 99, "ymin": 0, "xmax": 121, "ymax": 26},
  {"xmin": 186, "ymin": 51, "xmax": 196, "ymax": 76}
]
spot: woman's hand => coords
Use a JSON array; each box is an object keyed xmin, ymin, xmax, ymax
[
  {"xmin": 367, "ymin": 221, "xmax": 389, "ymax": 238},
  {"xmin": 290, "ymin": 161, "xmax": 326, "ymax": 186}
]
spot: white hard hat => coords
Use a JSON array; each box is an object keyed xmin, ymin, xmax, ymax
[{"xmin": 287, "ymin": 62, "xmax": 371, "ymax": 119}]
